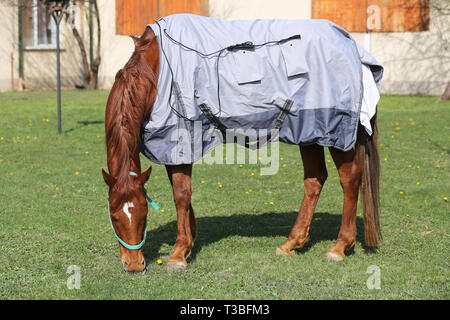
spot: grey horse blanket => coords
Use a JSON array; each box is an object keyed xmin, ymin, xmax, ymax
[{"xmin": 142, "ymin": 14, "xmax": 383, "ymax": 165}]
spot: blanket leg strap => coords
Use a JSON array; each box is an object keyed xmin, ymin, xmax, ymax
[{"xmin": 198, "ymin": 99, "xmax": 294, "ymax": 150}]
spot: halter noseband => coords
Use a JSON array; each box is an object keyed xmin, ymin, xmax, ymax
[{"xmin": 108, "ymin": 171, "xmax": 160, "ymax": 250}]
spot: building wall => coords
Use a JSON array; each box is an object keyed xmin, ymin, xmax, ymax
[
  {"xmin": 368, "ymin": 4, "xmax": 450, "ymax": 95},
  {"xmin": 0, "ymin": 0, "xmax": 448, "ymax": 96},
  {"xmin": 0, "ymin": 2, "xmax": 17, "ymax": 91},
  {"xmin": 96, "ymin": 0, "xmax": 136, "ymax": 91}
]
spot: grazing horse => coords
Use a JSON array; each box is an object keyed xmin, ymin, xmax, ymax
[{"xmin": 102, "ymin": 21, "xmax": 381, "ymax": 273}]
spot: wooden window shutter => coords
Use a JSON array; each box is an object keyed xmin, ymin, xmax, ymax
[
  {"xmin": 116, "ymin": 0, "xmax": 209, "ymax": 35},
  {"xmin": 311, "ymin": 0, "xmax": 429, "ymax": 32}
]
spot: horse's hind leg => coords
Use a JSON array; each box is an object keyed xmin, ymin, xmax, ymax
[
  {"xmin": 277, "ymin": 145, "xmax": 327, "ymax": 256},
  {"xmin": 326, "ymin": 147, "xmax": 361, "ymax": 261},
  {"xmin": 165, "ymin": 164, "xmax": 197, "ymax": 270}
]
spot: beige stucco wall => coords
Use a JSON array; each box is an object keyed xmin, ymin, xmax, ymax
[
  {"xmin": 366, "ymin": 4, "xmax": 450, "ymax": 95},
  {"xmin": 1, "ymin": 0, "xmax": 448, "ymax": 95},
  {"xmin": 0, "ymin": 2, "xmax": 17, "ymax": 91},
  {"xmin": 96, "ymin": 0, "xmax": 135, "ymax": 90}
]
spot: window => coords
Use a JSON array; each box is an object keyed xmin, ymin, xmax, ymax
[
  {"xmin": 311, "ymin": 0, "xmax": 429, "ymax": 32},
  {"xmin": 116, "ymin": 0, "xmax": 209, "ymax": 35},
  {"xmin": 22, "ymin": 0, "xmax": 57, "ymax": 49}
]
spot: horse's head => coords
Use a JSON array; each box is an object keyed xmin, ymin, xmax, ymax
[
  {"xmin": 102, "ymin": 167, "xmax": 152, "ymax": 273},
  {"xmin": 102, "ymin": 25, "xmax": 159, "ymax": 273}
]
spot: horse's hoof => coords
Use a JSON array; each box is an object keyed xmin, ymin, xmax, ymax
[
  {"xmin": 276, "ymin": 247, "xmax": 294, "ymax": 256},
  {"xmin": 325, "ymin": 251, "xmax": 344, "ymax": 261},
  {"xmin": 166, "ymin": 261, "xmax": 188, "ymax": 271}
]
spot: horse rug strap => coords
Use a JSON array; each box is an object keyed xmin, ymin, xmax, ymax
[{"xmin": 142, "ymin": 14, "xmax": 384, "ymax": 165}]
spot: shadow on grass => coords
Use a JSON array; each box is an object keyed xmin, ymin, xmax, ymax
[
  {"xmin": 65, "ymin": 120, "xmax": 104, "ymax": 133},
  {"xmin": 143, "ymin": 211, "xmax": 368, "ymax": 263}
]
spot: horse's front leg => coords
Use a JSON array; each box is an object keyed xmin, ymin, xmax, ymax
[{"xmin": 165, "ymin": 164, "xmax": 196, "ymax": 270}]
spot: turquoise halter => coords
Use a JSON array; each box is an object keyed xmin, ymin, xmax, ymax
[{"xmin": 108, "ymin": 171, "xmax": 160, "ymax": 250}]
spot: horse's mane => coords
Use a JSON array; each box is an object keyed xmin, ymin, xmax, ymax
[{"xmin": 105, "ymin": 30, "xmax": 157, "ymax": 202}]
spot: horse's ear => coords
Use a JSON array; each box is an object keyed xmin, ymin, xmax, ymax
[
  {"xmin": 137, "ymin": 166, "xmax": 152, "ymax": 185},
  {"xmin": 102, "ymin": 169, "xmax": 116, "ymax": 187},
  {"xmin": 130, "ymin": 35, "xmax": 139, "ymax": 46}
]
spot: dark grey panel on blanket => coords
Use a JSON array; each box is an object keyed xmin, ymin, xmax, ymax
[{"xmin": 141, "ymin": 107, "xmax": 358, "ymax": 165}]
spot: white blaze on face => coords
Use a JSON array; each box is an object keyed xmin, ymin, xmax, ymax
[{"xmin": 122, "ymin": 202, "xmax": 134, "ymax": 225}]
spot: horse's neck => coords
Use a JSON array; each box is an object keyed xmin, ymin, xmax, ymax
[{"xmin": 107, "ymin": 111, "xmax": 146, "ymax": 177}]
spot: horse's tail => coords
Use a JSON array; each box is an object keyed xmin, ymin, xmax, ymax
[{"xmin": 356, "ymin": 113, "xmax": 382, "ymax": 246}]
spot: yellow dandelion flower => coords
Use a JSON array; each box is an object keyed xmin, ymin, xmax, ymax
[
  {"xmin": 416, "ymin": 181, "xmax": 420, "ymax": 185},
  {"xmin": 444, "ymin": 197, "xmax": 448, "ymax": 201},
  {"xmin": 248, "ymin": 189, "xmax": 252, "ymax": 192},
  {"xmin": 157, "ymin": 259, "xmax": 162, "ymax": 265},
  {"xmin": 285, "ymin": 181, "xmax": 290, "ymax": 184},
  {"xmin": 239, "ymin": 164, "xmax": 243, "ymax": 167},
  {"xmin": 314, "ymin": 217, "xmax": 321, "ymax": 221},
  {"xmin": 327, "ymin": 159, "xmax": 331, "ymax": 163},
  {"xmin": 201, "ymin": 180, "xmax": 205, "ymax": 184},
  {"xmin": 75, "ymin": 171, "xmax": 79, "ymax": 175},
  {"xmin": 406, "ymin": 214, "xmax": 410, "ymax": 217},
  {"xmin": 395, "ymin": 127, "xmax": 400, "ymax": 131},
  {"xmin": 55, "ymin": 187, "xmax": 59, "ymax": 191},
  {"xmin": 391, "ymin": 135, "xmax": 395, "ymax": 138},
  {"xmin": 408, "ymin": 164, "xmax": 412, "ymax": 168},
  {"xmin": 85, "ymin": 151, "xmax": 89, "ymax": 155},
  {"xmin": 282, "ymin": 164, "xmax": 287, "ymax": 167},
  {"xmin": 250, "ymin": 172, "xmax": 255, "ymax": 176},
  {"xmin": 436, "ymin": 165, "xmax": 440, "ymax": 168},
  {"xmin": 245, "ymin": 191, "xmax": 249, "ymax": 194},
  {"xmin": 260, "ymin": 173, "xmax": 263, "ymax": 176},
  {"xmin": 384, "ymin": 157, "xmax": 388, "ymax": 161},
  {"xmin": 416, "ymin": 165, "xmax": 420, "ymax": 169},
  {"xmin": 264, "ymin": 202, "xmax": 268, "ymax": 205},
  {"xmin": 219, "ymin": 184, "xmax": 223, "ymax": 188},
  {"xmin": 357, "ymin": 213, "xmax": 362, "ymax": 217},
  {"xmin": 269, "ymin": 201, "xmax": 274, "ymax": 205},
  {"xmin": 399, "ymin": 191, "xmax": 404, "ymax": 195},
  {"xmin": 280, "ymin": 157, "xmax": 284, "ymax": 161}
]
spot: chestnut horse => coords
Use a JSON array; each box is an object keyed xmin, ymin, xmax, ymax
[{"xmin": 102, "ymin": 27, "xmax": 381, "ymax": 273}]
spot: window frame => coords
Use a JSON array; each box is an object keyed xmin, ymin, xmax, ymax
[{"xmin": 23, "ymin": 0, "xmax": 58, "ymax": 50}]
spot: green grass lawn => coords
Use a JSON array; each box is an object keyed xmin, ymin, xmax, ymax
[{"xmin": 0, "ymin": 90, "xmax": 448, "ymax": 299}]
